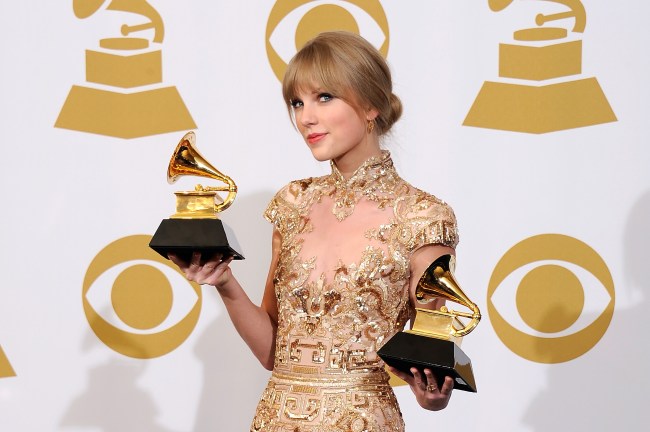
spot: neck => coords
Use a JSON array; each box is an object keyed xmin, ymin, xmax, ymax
[{"xmin": 333, "ymin": 138, "xmax": 382, "ymax": 180}]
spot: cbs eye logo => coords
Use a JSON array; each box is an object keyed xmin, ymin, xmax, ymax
[
  {"xmin": 266, "ymin": 0, "xmax": 390, "ymax": 82},
  {"xmin": 82, "ymin": 235, "xmax": 201, "ymax": 359},
  {"xmin": 487, "ymin": 234, "xmax": 615, "ymax": 363}
]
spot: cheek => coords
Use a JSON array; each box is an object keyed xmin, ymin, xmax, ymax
[
  {"xmin": 295, "ymin": 120, "xmax": 306, "ymax": 136},
  {"xmin": 332, "ymin": 112, "xmax": 363, "ymax": 135},
  {"xmin": 343, "ymin": 118, "xmax": 366, "ymax": 140}
]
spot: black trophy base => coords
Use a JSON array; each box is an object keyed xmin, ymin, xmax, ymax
[
  {"xmin": 377, "ymin": 331, "xmax": 477, "ymax": 392},
  {"xmin": 149, "ymin": 218, "xmax": 244, "ymax": 261}
]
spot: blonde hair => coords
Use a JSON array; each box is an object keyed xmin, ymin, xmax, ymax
[{"xmin": 282, "ymin": 31, "xmax": 402, "ymax": 136}]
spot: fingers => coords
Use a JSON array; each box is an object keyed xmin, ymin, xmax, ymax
[
  {"xmin": 439, "ymin": 375, "xmax": 454, "ymax": 396},
  {"xmin": 186, "ymin": 252, "xmax": 206, "ymax": 282},
  {"xmin": 202, "ymin": 253, "xmax": 231, "ymax": 271},
  {"xmin": 388, "ymin": 365, "xmax": 454, "ymax": 411},
  {"xmin": 423, "ymin": 369, "xmax": 438, "ymax": 393},
  {"xmin": 189, "ymin": 251, "xmax": 202, "ymax": 268},
  {"xmin": 421, "ymin": 369, "xmax": 453, "ymax": 411},
  {"xmin": 167, "ymin": 252, "xmax": 188, "ymax": 270},
  {"xmin": 422, "ymin": 369, "xmax": 454, "ymax": 394},
  {"xmin": 387, "ymin": 366, "xmax": 415, "ymax": 386},
  {"xmin": 167, "ymin": 251, "xmax": 234, "ymax": 285},
  {"xmin": 387, "ymin": 366, "xmax": 440, "ymax": 393},
  {"xmin": 411, "ymin": 367, "xmax": 427, "ymax": 391}
]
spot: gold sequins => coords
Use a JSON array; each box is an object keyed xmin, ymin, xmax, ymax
[{"xmin": 254, "ymin": 151, "xmax": 457, "ymax": 431}]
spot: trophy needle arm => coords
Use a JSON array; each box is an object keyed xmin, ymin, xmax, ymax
[
  {"xmin": 107, "ymin": 0, "xmax": 165, "ymax": 42},
  {"xmin": 537, "ymin": 0, "xmax": 586, "ymax": 33},
  {"xmin": 488, "ymin": 0, "xmax": 586, "ymax": 33},
  {"xmin": 198, "ymin": 180, "xmax": 238, "ymax": 213},
  {"xmin": 121, "ymin": 22, "xmax": 156, "ymax": 36},
  {"xmin": 448, "ymin": 305, "xmax": 481, "ymax": 338},
  {"xmin": 416, "ymin": 254, "xmax": 482, "ymax": 338}
]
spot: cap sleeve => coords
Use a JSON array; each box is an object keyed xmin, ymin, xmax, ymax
[
  {"xmin": 263, "ymin": 179, "xmax": 312, "ymax": 238},
  {"xmin": 396, "ymin": 191, "xmax": 459, "ymax": 253}
]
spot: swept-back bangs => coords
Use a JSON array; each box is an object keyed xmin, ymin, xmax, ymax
[{"xmin": 282, "ymin": 31, "xmax": 401, "ymax": 135}]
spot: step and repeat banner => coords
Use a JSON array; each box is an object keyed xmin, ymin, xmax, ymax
[{"xmin": 1, "ymin": 1, "xmax": 648, "ymax": 431}]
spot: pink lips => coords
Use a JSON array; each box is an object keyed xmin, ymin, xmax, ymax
[{"xmin": 307, "ymin": 133, "xmax": 326, "ymax": 144}]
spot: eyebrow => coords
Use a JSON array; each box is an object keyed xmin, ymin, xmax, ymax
[
  {"xmin": 293, "ymin": 87, "xmax": 325, "ymax": 97},
  {"xmin": 307, "ymin": 85, "xmax": 324, "ymax": 94}
]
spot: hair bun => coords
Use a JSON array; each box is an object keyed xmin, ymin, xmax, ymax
[{"xmin": 386, "ymin": 93, "xmax": 403, "ymax": 131}]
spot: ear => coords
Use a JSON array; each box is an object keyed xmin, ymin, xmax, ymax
[{"xmin": 366, "ymin": 108, "xmax": 379, "ymax": 121}]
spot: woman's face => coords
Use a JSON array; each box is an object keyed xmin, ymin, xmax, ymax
[{"xmin": 291, "ymin": 86, "xmax": 377, "ymax": 169}]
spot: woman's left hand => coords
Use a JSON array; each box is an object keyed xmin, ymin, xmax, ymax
[{"xmin": 388, "ymin": 366, "xmax": 453, "ymax": 411}]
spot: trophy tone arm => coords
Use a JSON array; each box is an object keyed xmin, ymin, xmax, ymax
[
  {"xmin": 195, "ymin": 178, "xmax": 238, "ymax": 213},
  {"xmin": 415, "ymin": 254, "xmax": 481, "ymax": 338}
]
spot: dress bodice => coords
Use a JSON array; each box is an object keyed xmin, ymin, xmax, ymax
[{"xmin": 252, "ymin": 151, "xmax": 458, "ymax": 431}]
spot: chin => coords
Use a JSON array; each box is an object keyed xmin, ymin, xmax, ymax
[{"xmin": 309, "ymin": 149, "xmax": 332, "ymax": 162}]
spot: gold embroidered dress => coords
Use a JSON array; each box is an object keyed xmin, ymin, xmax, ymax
[{"xmin": 251, "ymin": 151, "xmax": 458, "ymax": 432}]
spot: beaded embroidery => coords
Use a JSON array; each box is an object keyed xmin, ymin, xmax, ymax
[{"xmin": 252, "ymin": 151, "xmax": 458, "ymax": 431}]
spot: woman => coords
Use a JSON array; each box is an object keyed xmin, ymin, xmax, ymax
[{"xmin": 170, "ymin": 31, "xmax": 457, "ymax": 431}]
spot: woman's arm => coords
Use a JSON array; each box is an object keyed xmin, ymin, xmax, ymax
[
  {"xmin": 387, "ymin": 243, "xmax": 456, "ymax": 411},
  {"xmin": 168, "ymin": 228, "xmax": 281, "ymax": 370}
]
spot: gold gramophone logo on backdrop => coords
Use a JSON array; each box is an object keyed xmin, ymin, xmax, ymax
[
  {"xmin": 266, "ymin": 0, "xmax": 389, "ymax": 81},
  {"xmin": 55, "ymin": 0, "xmax": 196, "ymax": 138},
  {"xmin": 488, "ymin": 234, "xmax": 615, "ymax": 363},
  {"xmin": 83, "ymin": 235, "xmax": 202, "ymax": 358},
  {"xmin": 0, "ymin": 345, "xmax": 16, "ymax": 378},
  {"xmin": 464, "ymin": 0, "xmax": 617, "ymax": 134}
]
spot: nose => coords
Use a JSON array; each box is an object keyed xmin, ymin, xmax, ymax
[{"xmin": 298, "ymin": 102, "xmax": 317, "ymax": 128}]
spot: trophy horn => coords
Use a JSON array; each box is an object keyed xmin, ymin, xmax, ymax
[
  {"xmin": 416, "ymin": 254, "xmax": 481, "ymax": 337},
  {"xmin": 167, "ymin": 131, "xmax": 238, "ymax": 213},
  {"xmin": 488, "ymin": 0, "xmax": 514, "ymax": 11},
  {"xmin": 73, "ymin": 0, "xmax": 107, "ymax": 18}
]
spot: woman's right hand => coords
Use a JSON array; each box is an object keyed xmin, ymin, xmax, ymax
[{"xmin": 168, "ymin": 251, "xmax": 235, "ymax": 290}]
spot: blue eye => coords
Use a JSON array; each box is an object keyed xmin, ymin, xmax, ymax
[
  {"xmin": 290, "ymin": 99, "xmax": 303, "ymax": 108},
  {"xmin": 318, "ymin": 93, "xmax": 333, "ymax": 102}
]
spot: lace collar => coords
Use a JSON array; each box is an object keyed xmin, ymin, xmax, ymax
[{"xmin": 327, "ymin": 150, "xmax": 404, "ymax": 221}]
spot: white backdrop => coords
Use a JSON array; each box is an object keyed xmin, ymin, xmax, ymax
[{"xmin": 1, "ymin": 1, "xmax": 648, "ymax": 431}]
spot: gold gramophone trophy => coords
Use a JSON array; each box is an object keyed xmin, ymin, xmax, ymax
[
  {"xmin": 149, "ymin": 131, "xmax": 244, "ymax": 261},
  {"xmin": 377, "ymin": 255, "xmax": 480, "ymax": 392}
]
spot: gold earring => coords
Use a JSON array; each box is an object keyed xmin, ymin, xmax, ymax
[{"xmin": 367, "ymin": 119, "xmax": 375, "ymax": 134}]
